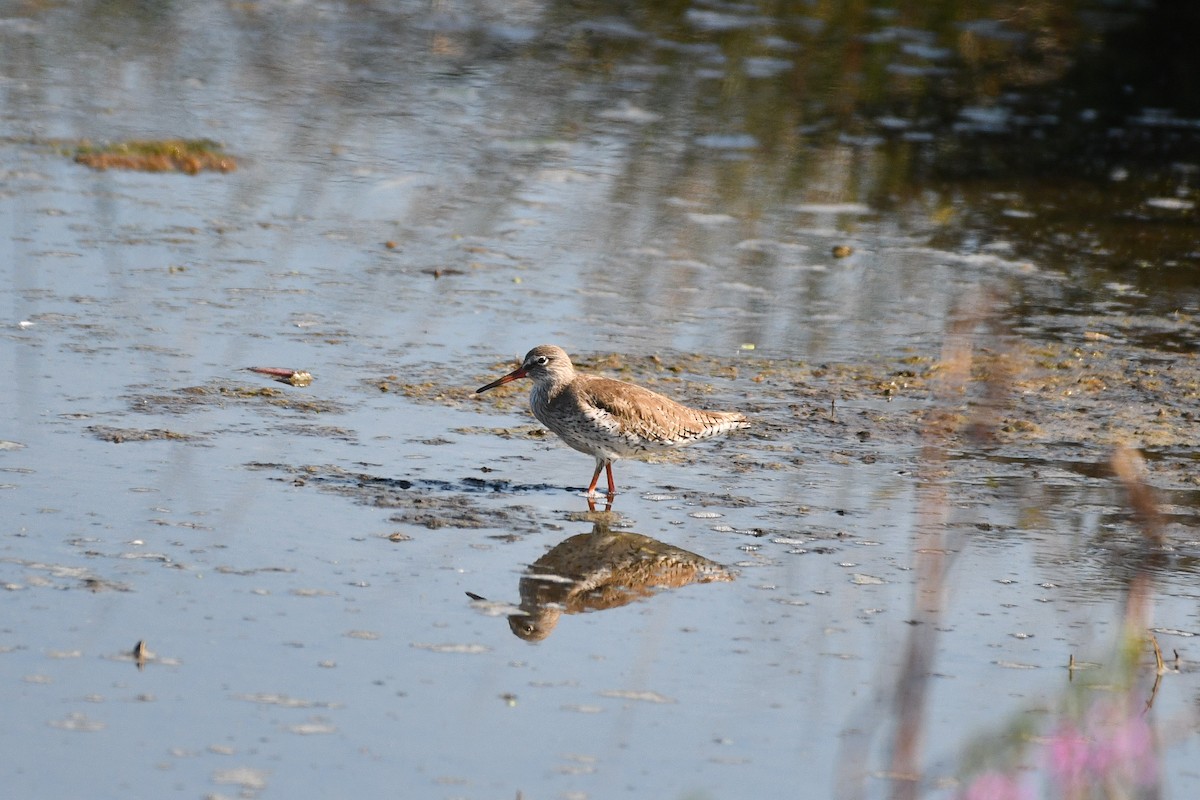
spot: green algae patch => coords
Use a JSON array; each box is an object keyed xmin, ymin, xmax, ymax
[
  {"xmin": 74, "ymin": 138, "xmax": 237, "ymax": 175},
  {"xmin": 126, "ymin": 383, "xmax": 344, "ymax": 416},
  {"xmin": 87, "ymin": 425, "xmax": 200, "ymax": 443}
]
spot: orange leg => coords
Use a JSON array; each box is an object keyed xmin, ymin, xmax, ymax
[
  {"xmin": 586, "ymin": 463, "xmax": 603, "ymax": 496},
  {"xmin": 586, "ymin": 461, "xmax": 617, "ymax": 497}
]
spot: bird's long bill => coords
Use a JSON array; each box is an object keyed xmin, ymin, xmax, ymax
[{"xmin": 475, "ymin": 366, "xmax": 527, "ymax": 393}]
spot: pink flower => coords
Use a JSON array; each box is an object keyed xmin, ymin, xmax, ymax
[
  {"xmin": 1046, "ymin": 699, "xmax": 1159, "ymax": 794},
  {"xmin": 959, "ymin": 770, "xmax": 1034, "ymax": 800},
  {"xmin": 1086, "ymin": 703, "xmax": 1156, "ymax": 785},
  {"xmin": 1047, "ymin": 723, "xmax": 1089, "ymax": 789}
]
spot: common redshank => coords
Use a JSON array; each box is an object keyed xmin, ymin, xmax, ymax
[{"xmin": 475, "ymin": 345, "xmax": 748, "ymax": 495}]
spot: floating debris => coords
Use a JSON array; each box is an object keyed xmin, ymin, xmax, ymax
[
  {"xmin": 832, "ymin": 244, "xmax": 854, "ymax": 258},
  {"xmin": 73, "ymin": 138, "xmax": 236, "ymax": 174},
  {"xmin": 285, "ymin": 718, "xmax": 337, "ymax": 735},
  {"xmin": 212, "ymin": 767, "xmax": 269, "ymax": 791},
  {"xmin": 132, "ymin": 640, "xmax": 151, "ymax": 670},
  {"xmin": 598, "ymin": 689, "xmax": 676, "ymax": 704},
  {"xmin": 247, "ymin": 367, "xmax": 314, "ymax": 387},
  {"xmin": 345, "ymin": 630, "xmax": 380, "ymax": 640},
  {"xmin": 231, "ymin": 693, "xmax": 339, "ymax": 709},
  {"xmin": 1144, "ymin": 197, "xmax": 1194, "ymax": 211},
  {"xmin": 48, "ymin": 712, "xmax": 106, "ymax": 732},
  {"xmin": 421, "ymin": 267, "xmax": 465, "ymax": 278},
  {"xmin": 410, "ymin": 642, "xmax": 490, "ymax": 654},
  {"xmin": 108, "ymin": 639, "xmax": 179, "ymax": 670}
]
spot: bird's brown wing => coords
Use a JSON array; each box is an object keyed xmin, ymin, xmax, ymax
[{"xmin": 575, "ymin": 377, "xmax": 743, "ymax": 444}]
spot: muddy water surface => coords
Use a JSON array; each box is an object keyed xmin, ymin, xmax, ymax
[{"xmin": 2, "ymin": 2, "xmax": 1199, "ymax": 799}]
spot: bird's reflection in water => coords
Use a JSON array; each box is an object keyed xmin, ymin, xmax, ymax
[{"xmin": 508, "ymin": 520, "xmax": 735, "ymax": 641}]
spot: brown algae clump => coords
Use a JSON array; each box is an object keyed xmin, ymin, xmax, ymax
[{"xmin": 74, "ymin": 139, "xmax": 237, "ymax": 174}]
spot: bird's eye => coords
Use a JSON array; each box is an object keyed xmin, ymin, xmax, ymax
[{"xmin": 535, "ymin": 356, "xmax": 549, "ymax": 366}]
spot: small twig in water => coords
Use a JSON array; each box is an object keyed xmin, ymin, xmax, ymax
[{"xmin": 1151, "ymin": 634, "xmax": 1166, "ymax": 675}]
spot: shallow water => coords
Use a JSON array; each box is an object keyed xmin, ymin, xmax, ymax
[{"xmin": 2, "ymin": 2, "xmax": 1199, "ymax": 799}]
